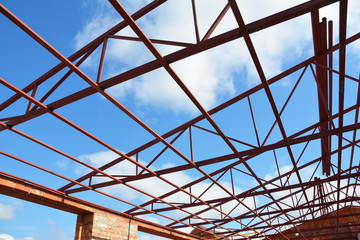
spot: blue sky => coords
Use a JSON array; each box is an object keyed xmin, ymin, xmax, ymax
[{"xmin": 1, "ymin": 0, "xmax": 360, "ymax": 239}]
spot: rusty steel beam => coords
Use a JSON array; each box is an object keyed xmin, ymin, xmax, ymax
[
  {"xmin": 0, "ymin": 172, "xmax": 206, "ymax": 240},
  {"xmin": 311, "ymin": 11, "xmax": 330, "ymax": 176}
]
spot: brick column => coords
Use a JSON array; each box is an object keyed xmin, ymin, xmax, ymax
[{"xmin": 75, "ymin": 211, "xmax": 137, "ymax": 240}]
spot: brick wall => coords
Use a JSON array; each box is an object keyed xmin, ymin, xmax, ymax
[{"xmin": 74, "ymin": 211, "xmax": 137, "ymax": 240}]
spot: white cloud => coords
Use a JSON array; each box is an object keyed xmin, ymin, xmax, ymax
[
  {"xmin": 3, "ymin": 220, "xmax": 70, "ymax": 240},
  {"xmin": 0, "ymin": 234, "xmax": 14, "ymax": 240},
  {"xmin": 345, "ymin": 0, "xmax": 360, "ymax": 63},
  {"xmin": 0, "ymin": 203, "xmax": 15, "ymax": 220},
  {"xmin": 348, "ymin": 1, "xmax": 360, "ymax": 37},
  {"xmin": 0, "ymin": 234, "xmax": 33, "ymax": 240},
  {"xmin": 74, "ymin": 1, "xmax": 120, "ymax": 51}
]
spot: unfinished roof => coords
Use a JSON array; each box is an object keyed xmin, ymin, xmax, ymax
[{"xmin": 1, "ymin": 0, "xmax": 360, "ymax": 239}]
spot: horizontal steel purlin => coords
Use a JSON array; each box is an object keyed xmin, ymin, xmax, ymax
[{"xmin": 0, "ymin": 171, "xmax": 205, "ymax": 240}]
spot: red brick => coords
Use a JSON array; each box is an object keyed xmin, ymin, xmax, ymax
[{"xmin": 75, "ymin": 211, "xmax": 138, "ymax": 240}]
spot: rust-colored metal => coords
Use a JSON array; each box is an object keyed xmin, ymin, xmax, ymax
[
  {"xmin": 311, "ymin": 11, "xmax": 330, "ymax": 176},
  {"xmin": 1, "ymin": 0, "xmax": 360, "ymax": 239},
  {"xmin": 0, "ymin": 172, "xmax": 204, "ymax": 240},
  {"xmin": 202, "ymin": 3, "xmax": 230, "ymax": 41}
]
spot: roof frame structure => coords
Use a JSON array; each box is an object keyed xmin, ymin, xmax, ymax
[{"xmin": 1, "ymin": 0, "xmax": 360, "ymax": 239}]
